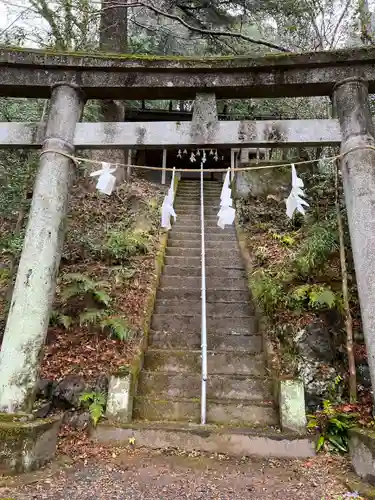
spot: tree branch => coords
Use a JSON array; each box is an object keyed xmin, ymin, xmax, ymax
[
  {"xmin": 106, "ymin": 1, "xmax": 291, "ymax": 52},
  {"xmin": 329, "ymin": 0, "xmax": 352, "ymax": 49}
]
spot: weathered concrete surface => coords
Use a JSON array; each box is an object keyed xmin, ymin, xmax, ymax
[
  {"xmin": 2, "ymin": 46, "xmax": 375, "ymax": 98},
  {"xmin": 154, "ymin": 300, "xmax": 252, "ymax": 317},
  {"xmin": 93, "ymin": 422, "xmax": 315, "ymax": 458},
  {"xmin": 0, "ymin": 83, "xmax": 84, "ymax": 412},
  {"xmin": 349, "ymin": 428, "xmax": 375, "ymax": 484},
  {"xmin": 1, "ymin": 118, "xmax": 346, "ymax": 148},
  {"xmin": 157, "ymin": 287, "xmax": 248, "ymax": 302},
  {"xmin": 144, "ymin": 349, "xmax": 265, "ymax": 376},
  {"xmin": 158, "ymin": 266, "xmax": 246, "ymax": 278},
  {"xmin": 235, "ymin": 165, "xmax": 292, "ymax": 198},
  {"xmin": 106, "ymin": 375, "xmax": 133, "ymax": 423},
  {"xmin": 333, "ymin": 77, "xmax": 375, "ymax": 403},
  {"xmin": 159, "ymin": 275, "xmax": 247, "ymax": 289},
  {"xmin": 191, "ymin": 93, "xmax": 218, "ymax": 143},
  {"xmin": 149, "ymin": 331, "xmax": 262, "ymax": 351},
  {"xmin": 133, "ymin": 397, "xmax": 277, "ymax": 425},
  {"xmin": 138, "ymin": 372, "xmax": 270, "ymax": 400},
  {"xmin": 150, "ymin": 314, "xmax": 258, "ymax": 334},
  {"xmin": 0, "ymin": 414, "xmax": 61, "ymax": 475},
  {"xmin": 132, "ymin": 179, "xmax": 277, "ymax": 429},
  {"xmin": 279, "ymin": 380, "xmax": 307, "ymax": 434}
]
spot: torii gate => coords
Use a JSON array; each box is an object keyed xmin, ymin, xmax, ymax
[{"xmin": 0, "ymin": 47, "xmax": 374, "ymax": 419}]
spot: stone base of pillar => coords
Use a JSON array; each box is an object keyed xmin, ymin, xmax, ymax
[{"xmin": 0, "ymin": 413, "xmax": 62, "ymax": 475}]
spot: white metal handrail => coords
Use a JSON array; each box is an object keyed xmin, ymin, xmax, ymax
[{"xmin": 200, "ymin": 160, "xmax": 207, "ymax": 425}]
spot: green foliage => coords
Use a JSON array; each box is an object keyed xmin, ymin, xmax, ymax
[
  {"xmin": 104, "ymin": 229, "xmax": 151, "ymax": 261},
  {"xmin": 289, "ymin": 284, "xmax": 338, "ymax": 311},
  {"xmin": 110, "ymin": 266, "xmax": 137, "ymax": 285},
  {"xmin": 250, "ymin": 271, "xmax": 285, "ymax": 314},
  {"xmin": 49, "ymin": 310, "xmax": 73, "ymax": 329},
  {"xmin": 0, "ymin": 234, "xmax": 25, "ymax": 257},
  {"xmin": 308, "ymin": 400, "xmax": 357, "ymax": 453},
  {"xmin": 0, "ymin": 267, "xmax": 10, "ymax": 285},
  {"xmin": 78, "ymin": 310, "xmax": 132, "ymax": 341},
  {"xmin": 100, "ymin": 317, "xmax": 132, "ymax": 341},
  {"xmin": 293, "ymin": 222, "xmax": 338, "ymax": 277},
  {"xmin": 271, "ymin": 232, "xmax": 295, "ymax": 246},
  {"xmin": 79, "ymin": 309, "xmax": 108, "ymax": 326},
  {"xmin": 251, "ymin": 272, "xmax": 341, "ymax": 314},
  {"xmin": 254, "ymin": 246, "xmax": 268, "ymax": 265},
  {"xmin": 61, "ymin": 273, "xmax": 111, "ymax": 307},
  {"xmin": 79, "ymin": 391, "xmax": 106, "ymax": 427},
  {"xmin": 145, "ymin": 197, "xmax": 161, "ymax": 227}
]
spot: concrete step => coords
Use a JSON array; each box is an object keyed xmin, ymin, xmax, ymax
[
  {"xmin": 169, "ymin": 233, "xmax": 235, "ymax": 242},
  {"xmin": 149, "ymin": 331, "xmax": 261, "ymax": 352},
  {"xmin": 178, "ymin": 185, "xmax": 221, "ymax": 191},
  {"xmin": 144, "ymin": 349, "xmax": 265, "ymax": 376},
  {"xmin": 178, "ymin": 188, "xmax": 221, "ymax": 193},
  {"xmin": 161, "ymin": 266, "xmax": 246, "ymax": 279},
  {"xmin": 157, "ymin": 288, "xmax": 249, "ymax": 302},
  {"xmin": 94, "ymin": 422, "xmax": 315, "ymax": 459},
  {"xmin": 176, "ymin": 207, "xmax": 223, "ymax": 215},
  {"xmin": 164, "ymin": 256, "xmax": 243, "ymax": 268},
  {"xmin": 133, "ymin": 397, "xmax": 277, "ymax": 426},
  {"xmin": 159, "ymin": 276, "xmax": 248, "ymax": 290},
  {"xmin": 171, "ymin": 225, "xmax": 235, "ymax": 234},
  {"xmin": 175, "ymin": 217, "xmax": 221, "ymax": 225},
  {"xmin": 177, "ymin": 197, "xmax": 221, "ymax": 202},
  {"xmin": 175, "ymin": 208, "xmax": 221, "ymax": 215},
  {"xmin": 176, "ymin": 191, "xmax": 220, "ymax": 195},
  {"xmin": 167, "ymin": 239, "xmax": 238, "ymax": 249},
  {"xmin": 176, "ymin": 212, "xmax": 219, "ymax": 218},
  {"xmin": 154, "ymin": 300, "xmax": 253, "ymax": 317},
  {"xmin": 166, "ymin": 248, "xmax": 242, "ymax": 259},
  {"xmin": 177, "ymin": 199, "xmax": 220, "ymax": 205},
  {"xmin": 138, "ymin": 372, "xmax": 271, "ymax": 401},
  {"xmin": 151, "ymin": 314, "xmax": 257, "ymax": 334}
]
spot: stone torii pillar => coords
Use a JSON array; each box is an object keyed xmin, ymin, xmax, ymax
[
  {"xmin": 333, "ymin": 77, "xmax": 375, "ymax": 399},
  {"xmin": 0, "ymin": 82, "xmax": 84, "ymax": 413}
]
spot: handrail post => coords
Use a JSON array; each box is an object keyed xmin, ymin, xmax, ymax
[{"xmin": 200, "ymin": 160, "xmax": 207, "ymax": 425}]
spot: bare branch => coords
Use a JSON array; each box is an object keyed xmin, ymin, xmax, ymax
[
  {"xmin": 103, "ymin": 1, "xmax": 291, "ymax": 52},
  {"xmin": 329, "ymin": 0, "xmax": 352, "ymax": 49}
]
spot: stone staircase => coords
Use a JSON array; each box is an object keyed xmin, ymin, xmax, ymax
[{"xmin": 133, "ymin": 179, "xmax": 278, "ymax": 428}]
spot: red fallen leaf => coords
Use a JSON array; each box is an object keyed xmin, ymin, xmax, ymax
[
  {"xmin": 302, "ymin": 461, "xmax": 313, "ymax": 468},
  {"xmin": 341, "ymin": 405, "xmax": 354, "ymax": 412}
]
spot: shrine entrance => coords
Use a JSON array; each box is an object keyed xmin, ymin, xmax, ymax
[{"xmin": 173, "ymin": 147, "xmax": 228, "ymax": 180}]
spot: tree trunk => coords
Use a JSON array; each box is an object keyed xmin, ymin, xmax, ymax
[
  {"xmin": 335, "ymin": 160, "xmax": 357, "ymax": 403},
  {"xmin": 94, "ymin": 0, "xmax": 128, "ymax": 180},
  {"xmin": 0, "ymin": 84, "xmax": 84, "ymax": 412}
]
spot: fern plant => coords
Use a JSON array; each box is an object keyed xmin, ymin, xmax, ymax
[
  {"xmin": 79, "ymin": 309, "xmax": 109, "ymax": 326},
  {"xmin": 78, "ymin": 309, "xmax": 132, "ymax": 341},
  {"xmin": 307, "ymin": 400, "xmax": 357, "ymax": 453},
  {"xmin": 100, "ymin": 316, "xmax": 132, "ymax": 341},
  {"xmin": 50, "ymin": 310, "xmax": 73, "ymax": 329},
  {"xmin": 61, "ymin": 273, "xmax": 111, "ymax": 307},
  {"xmin": 79, "ymin": 391, "xmax": 106, "ymax": 426},
  {"xmin": 105, "ymin": 229, "xmax": 151, "ymax": 261}
]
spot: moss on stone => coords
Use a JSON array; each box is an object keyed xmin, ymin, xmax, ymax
[
  {"xmin": 0, "ymin": 413, "xmax": 33, "ymax": 423},
  {"xmin": 0, "ymin": 415, "xmax": 61, "ymax": 475},
  {"xmin": 2, "ymin": 44, "xmax": 375, "ymax": 69},
  {"xmin": 235, "ymin": 220, "xmax": 281, "ymax": 407},
  {"xmin": 346, "ymin": 478, "xmax": 375, "ymax": 499},
  {"xmin": 350, "ymin": 428, "xmax": 375, "ymax": 456},
  {"xmin": 0, "ymin": 417, "xmax": 58, "ymax": 439},
  {"xmin": 108, "ymin": 176, "xmax": 180, "ymax": 421}
]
